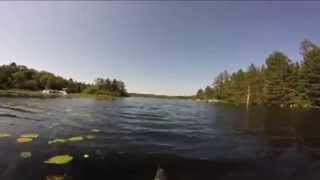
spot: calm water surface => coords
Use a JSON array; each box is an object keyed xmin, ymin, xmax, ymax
[{"xmin": 1, "ymin": 97, "xmax": 320, "ymax": 179}]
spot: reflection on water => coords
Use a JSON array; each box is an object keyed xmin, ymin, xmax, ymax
[{"xmin": 1, "ymin": 97, "xmax": 320, "ymax": 179}]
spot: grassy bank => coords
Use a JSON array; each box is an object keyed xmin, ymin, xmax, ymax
[
  {"xmin": 0, "ymin": 90, "xmax": 116, "ymax": 100},
  {"xmin": 0, "ymin": 90, "xmax": 192, "ymax": 101},
  {"xmin": 0, "ymin": 89, "xmax": 59, "ymax": 98}
]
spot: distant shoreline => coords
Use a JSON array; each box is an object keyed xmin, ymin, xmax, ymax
[
  {"xmin": 0, "ymin": 89, "xmax": 115, "ymax": 100},
  {"xmin": 0, "ymin": 90, "xmax": 193, "ymax": 101},
  {"xmin": 0, "ymin": 89, "xmax": 58, "ymax": 98},
  {"xmin": 129, "ymin": 93, "xmax": 193, "ymax": 100}
]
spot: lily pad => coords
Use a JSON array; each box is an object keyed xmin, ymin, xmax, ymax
[
  {"xmin": 48, "ymin": 139, "xmax": 67, "ymax": 145},
  {"xmin": 21, "ymin": 133, "xmax": 39, "ymax": 138},
  {"xmin": 85, "ymin": 135, "xmax": 95, "ymax": 139},
  {"xmin": 0, "ymin": 133, "xmax": 11, "ymax": 138},
  {"xmin": 44, "ymin": 155, "xmax": 73, "ymax": 165},
  {"xmin": 20, "ymin": 152, "xmax": 32, "ymax": 158},
  {"xmin": 68, "ymin": 136, "xmax": 83, "ymax": 142},
  {"xmin": 17, "ymin": 137, "xmax": 33, "ymax": 143},
  {"xmin": 91, "ymin": 129, "xmax": 101, "ymax": 133}
]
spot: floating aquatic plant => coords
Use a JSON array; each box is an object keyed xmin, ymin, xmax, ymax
[
  {"xmin": 48, "ymin": 134, "xmax": 95, "ymax": 145},
  {"xmin": 17, "ymin": 137, "xmax": 33, "ymax": 143},
  {"xmin": 85, "ymin": 135, "xmax": 95, "ymax": 139},
  {"xmin": 20, "ymin": 152, "xmax": 32, "ymax": 158},
  {"xmin": 48, "ymin": 139, "xmax": 67, "ymax": 144},
  {"xmin": 68, "ymin": 136, "xmax": 83, "ymax": 142},
  {"xmin": 0, "ymin": 133, "xmax": 11, "ymax": 138},
  {"xmin": 91, "ymin": 129, "xmax": 101, "ymax": 133},
  {"xmin": 44, "ymin": 155, "xmax": 73, "ymax": 165},
  {"xmin": 20, "ymin": 133, "xmax": 39, "ymax": 138}
]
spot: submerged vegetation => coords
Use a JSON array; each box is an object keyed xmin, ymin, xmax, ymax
[
  {"xmin": 196, "ymin": 40, "xmax": 320, "ymax": 108},
  {"xmin": 0, "ymin": 62, "xmax": 128, "ymax": 98}
]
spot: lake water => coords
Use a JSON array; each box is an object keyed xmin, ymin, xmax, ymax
[{"xmin": 1, "ymin": 97, "xmax": 320, "ymax": 180}]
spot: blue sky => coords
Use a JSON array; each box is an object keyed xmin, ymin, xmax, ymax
[{"xmin": 0, "ymin": 1, "xmax": 320, "ymax": 95}]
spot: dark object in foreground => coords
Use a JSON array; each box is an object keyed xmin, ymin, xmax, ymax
[{"xmin": 2, "ymin": 152, "xmax": 320, "ymax": 180}]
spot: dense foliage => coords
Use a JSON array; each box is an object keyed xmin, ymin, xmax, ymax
[
  {"xmin": 196, "ymin": 40, "xmax": 320, "ymax": 108},
  {"xmin": 83, "ymin": 78, "xmax": 128, "ymax": 97},
  {"xmin": 0, "ymin": 62, "xmax": 128, "ymax": 96}
]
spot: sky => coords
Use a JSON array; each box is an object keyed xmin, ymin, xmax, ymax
[{"xmin": 0, "ymin": 1, "xmax": 320, "ymax": 96}]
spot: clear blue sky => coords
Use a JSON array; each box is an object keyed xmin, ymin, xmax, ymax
[{"xmin": 1, "ymin": 1, "xmax": 320, "ymax": 95}]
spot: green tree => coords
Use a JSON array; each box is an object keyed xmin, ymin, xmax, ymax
[
  {"xmin": 301, "ymin": 44, "xmax": 320, "ymax": 106},
  {"xmin": 83, "ymin": 78, "xmax": 128, "ymax": 97},
  {"xmin": 264, "ymin": 52, "xmax": 292, "ymax": 106},
  {"xmin": 204, "ymin": 86, "xmax": 214, "ymax": 99},
  {"xmin": 196, "ymin": 89, "xmax": 204, "ymax": 99},
  {"xmin": 300, "ymin": 39, "xmax": 317, "ymax": 56},
  {"xmin": 196, "ymin": 40, "xmax": 320, "ymax": 108},
  {"xmin": 212, "ymin": 70, "xmax": 229, "ymax": 100},
  {"xmin": 246, "ymin": 64, "xmax": 264, "ymax": 104}
]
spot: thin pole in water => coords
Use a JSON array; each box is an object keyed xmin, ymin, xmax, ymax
[{"xmin": 246, "ymin": 85, "xmax": 250, "ymax": 110}]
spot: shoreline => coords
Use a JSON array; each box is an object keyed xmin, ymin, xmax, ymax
[
  {"xmin": 195, "ymin": 98, "xmax": 320, "ymax": 110},
  {"xmin": 129, "ymin": 93, "xmax": 192, "ymax": 100},
  {"xmin": 0, "ymin": 89, "xmax": 116, "ymax": 100},
  {"xmin": 0, "ymin": 90, "xmax": 190, "ymax": 101}
]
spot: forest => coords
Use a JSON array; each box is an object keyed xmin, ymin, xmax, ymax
[
  {"xmin": 196, "ymin": 40, "xmax": 320, "ymax": 108},
  {"xmin": 0, "ymin": 62, "xmax": 128, "ymax": 97}
]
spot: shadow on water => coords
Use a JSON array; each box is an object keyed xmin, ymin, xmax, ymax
[
  {"xmin": 233, "ymin": 105, "xmax": 320, "ymax": 157},
  {"xmin": 4, "ymin": 152, "xmax": 320, "ymax": 180},
  {"xmin": 0, "ymin": 151, "xmax": 259, "ymax": 180}
]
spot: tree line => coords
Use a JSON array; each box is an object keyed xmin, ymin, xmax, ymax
[
  {"xmin": 0, "ymin": 62, "xmax": 128, "ymax": 96},
  {"xmin": 196, "ymin": 40, "xmax": 320, "ymax": 108},
  {"xmin": 83, "ymin": 78, "xmax": 128, "ymax": 97}
]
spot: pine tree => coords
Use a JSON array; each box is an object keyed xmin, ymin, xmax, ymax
[
  {"xmin": 246, "ymin": 64, "xmax": 265, "ymax": 104},
  {"xmin": 196, "ymin": 40, "xmax": 320, "ymax": 108},
  {"xmin": 196, "ymin": 89, "xmax": 204, "ymax": 99},
  {"xmin": 301, "ymin": 45, "xmax": 320, "ymax": 106},
  {"xmin": 263, "ymin": 52, "xmax": 291, "ymax": 106}
]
